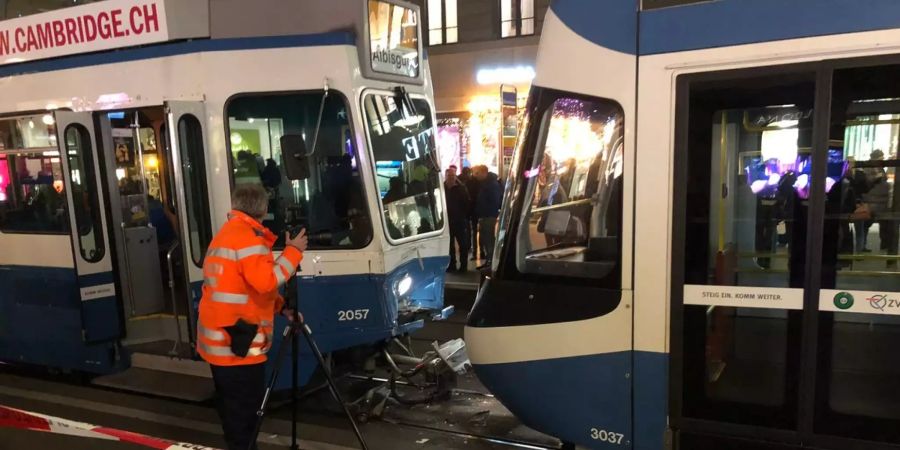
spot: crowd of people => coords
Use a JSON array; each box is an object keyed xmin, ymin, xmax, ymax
[
  {"xmin": 842, "ymin": 149, "xmax": 897, "ymax": 263},
  {"xmin": 443, "ymin": 164, "xmax": 503, "ymax": 272}
]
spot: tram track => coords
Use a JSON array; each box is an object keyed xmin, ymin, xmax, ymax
[
  {"xmin": 387, "ymin": 420, "xmax": 559, "ymax": 450},
  {"xmin": 322, "ymin": 373, "xmax": 561, "ymax": 450}
]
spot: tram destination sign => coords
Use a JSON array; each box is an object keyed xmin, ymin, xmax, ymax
[
  {"xmin": 683, "ymin": 285, "xmax": 804, "ymax": 310},
  {"xmin": 0, "ymin": 0, "xmax": 208, "ymax": 66},
  {"xmin": 363, "ymin": 0, "xmax": 423, "ymax": 84}
]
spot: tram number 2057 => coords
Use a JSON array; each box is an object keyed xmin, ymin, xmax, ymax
[
  {"xmin": 338, "ymin": 309, "xmax": 370, "ymax": 321},
  {"xmin": 590, "ymin": 428, "xmax": 625, "ymax": 445}
]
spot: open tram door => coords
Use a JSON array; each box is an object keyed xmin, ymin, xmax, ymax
[
  {"xmin": 162, "ymin": 100, "xmax": 214, "ymax": 353},
  {"xmin": 89, "ymin": 103, "xmax": 214, "ymax": 400},
  {"xmin": 55, "ymin": 111, "xmax": 120, "ymax": 344}
]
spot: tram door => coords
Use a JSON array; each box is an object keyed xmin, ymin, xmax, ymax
[
  {"xmin": 674, "ymin": 63, "xmax": 900, "ymax": 449},
  {"xmin": 54, "ymin": 111, "xmax": 119, "ymax": 343},
  {"xmin": 162, "ymin": 101, "xmax": 213, "ymax": 348},
  {"xmin": 97, "ymin": 105, "xmax": 211, "ymax": 352}
]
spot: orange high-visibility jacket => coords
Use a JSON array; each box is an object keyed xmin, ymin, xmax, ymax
[{"xmin": 196, "ymin": 210, "xmax": 303, "ymax": 366}]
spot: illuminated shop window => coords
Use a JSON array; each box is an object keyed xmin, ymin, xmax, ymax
[
  {"xmin": 427, "ymin": 0, "xmax": 458, "ymax": 45},
  {"xmin": 501, "ymin": 0, "xmax": 535, "ymax": 38}
]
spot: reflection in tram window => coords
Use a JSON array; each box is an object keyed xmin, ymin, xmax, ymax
[
  {"xmin": 517, "ymin": 97, "xmax": 624, "ymax": 280},
  {"xmin": 363, "ymin": 94, "xmax": 444, "ymax": 241},
  {"xmin": 0, "ymin": 114, "xmax": 69, "ymax": 234},
  {"xmin": 816, "ymin": 65, "xmax": 900, "ymax": 444},
  {"xmin": 227, "ymin": 92, "xmax": 373, "ymax": 250}
]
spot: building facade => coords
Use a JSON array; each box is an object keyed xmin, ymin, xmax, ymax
[{"xmin": 412, "ymin": 0, "xmax": 550, "ymax": 178}]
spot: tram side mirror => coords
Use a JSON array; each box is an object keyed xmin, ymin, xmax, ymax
[{"xmin": 280, "ymin": 135, "xmax": 311, "ymax": 181}]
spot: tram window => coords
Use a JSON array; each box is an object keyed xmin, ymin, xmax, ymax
[
  {"xmin": 814, "ymin": 65, "xmax": 900, "ymax": 443},
  {"xmin": 177, "ymin": 115, "xmax": 212, "ymax": 265},
  {"xmin": 0, "ymin": 114, "xmax": 69, "ymax": 234},
  {"xmin": 516, "ymin": 96, "xmax": 624, "ymax": 280},
  {"xmin": 227, "ymin": 92, "xmax": 373, "ymax": 250},
  {"xmin": 64, "ymin": 125, "xmax": 104, "ymax": 262},
  {"xmin": 363, "ymin": 94, "xmax": 444, "ymax": 242},
  {"xmin": 0, "ymin": 152, "xmax": 69, "ymax": 234}
]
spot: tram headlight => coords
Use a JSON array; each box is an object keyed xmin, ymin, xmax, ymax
[{"xmin": 395, "ymin": 274, "xmax": 413, "ymax": 297}]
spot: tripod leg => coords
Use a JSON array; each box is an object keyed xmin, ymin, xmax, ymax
[
  {"xmin": 248, "ymin": 324, "xmax": 293, "ymax": 450},
  {"xmin": 299, "ymin": 323, "xmax": 370, "ymax": 450},
  {"xmin": 291, "ymin": 313, "xmax": 300, "ymax": 450}
]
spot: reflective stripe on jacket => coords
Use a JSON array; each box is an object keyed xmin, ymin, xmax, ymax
[{"xmin": 196, "ymin": 210, "xmax": 303, "ymax": 366}]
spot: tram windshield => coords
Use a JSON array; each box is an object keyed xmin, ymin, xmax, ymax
[
  {"xmin": 227, "ymin": 92, "xmax": 373, "ymax": 250},
  {"xmin": 363, "ymin": 94, "xmax": 444, "ymax": 241},
  {"xmin": 517, "ymin": 96, "xmax": 624, "ymax": 279}
]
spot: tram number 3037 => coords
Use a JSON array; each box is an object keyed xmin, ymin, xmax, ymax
[
  {"xmin": 338, "ymin": 309, "xmax": 370, "ymax": 321},
  {"xmin": 590, "ymin": 428, "xmax": 625, "ymax": 445}
]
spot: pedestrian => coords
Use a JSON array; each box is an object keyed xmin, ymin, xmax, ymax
[
  {"xmin": 445, "ymin": 165, "xmax": 470, "ymax": 272},
  {"xmin": 473, "ymin": 165, "xmax": 502, "ymax": 263},
  {"xmin": 197, "ymin": 183, "xmax": 308, "ymax": 450},
  {"xmin": 463, "ymin": 166, "xmax": 481, "ymax": 261}
]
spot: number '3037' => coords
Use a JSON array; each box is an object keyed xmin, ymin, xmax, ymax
[{"xmin": 590, "ymin": 428, "xmax": 624, "ymax": 445}]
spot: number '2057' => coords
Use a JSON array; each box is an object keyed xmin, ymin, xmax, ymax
[
  {"xmin": 338, "ymin": 309, "xmax": 369, "ymax": 321},
  {"xmin": 590, "ymin": 428, "xmax": 625, "ymax": 445}
]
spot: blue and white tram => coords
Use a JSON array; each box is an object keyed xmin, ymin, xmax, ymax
[
  {"xmin": 0, "ymin": 0, "xmax": 450, "ymax": 395},
  {"xmin": 467, "ymin": 1, "xmax": 900, "ymax": 449}
]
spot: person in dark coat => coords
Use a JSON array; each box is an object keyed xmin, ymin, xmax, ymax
[
  {"xmin": 474, "ymin": 165, "xmax": 503, "ymax": 263},
  {"xmin": 445, "ymin": 166, "xmax": 470, "ymax": 272},
  {"xmin": 463, "ymin": 166, "xmax": 481, "ymax": 260},
  {"xmin": 459, "ymin": 166, "xmax": 474, "ymax": 254},
  {"xmin": 260, "ymin": 159, "xmax": 281, "ymax": 190}
]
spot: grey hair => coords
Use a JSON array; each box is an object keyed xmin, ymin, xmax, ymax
[{"xmin": 231, "ymin": 184, "xmax": 269, "ymax": 220}]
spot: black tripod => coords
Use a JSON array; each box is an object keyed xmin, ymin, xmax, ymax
[{"xmin": 249, "ymin": 276, "xmax": 370, "ymax": 450}]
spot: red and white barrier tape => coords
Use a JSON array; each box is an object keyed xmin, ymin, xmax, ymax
[{"xmin": 0, "ymin": 404, "xmax": 219, "ymax": 450}]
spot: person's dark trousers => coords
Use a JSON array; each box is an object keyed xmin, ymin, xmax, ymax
[
  {"xmin": 479, "ymin": 216, "xmax": 497, "ymax": 262},
  {"xmin": 469, "ymin": 215, "xmax": 479, "ymax": 260},
  {"xmin": 449, "ymin": 222, "xmax": 470, "ymax": 271},
  {"xmin": 878, "ymin": 218, "xmax": 898, "ymax": 267},
  {"xmin": 210, "ymin": 363, "xmax": 266, "ymax": 450},
  {"xmin": 878, "ymin": 218, "xmax": 897, "ymax": 251}
]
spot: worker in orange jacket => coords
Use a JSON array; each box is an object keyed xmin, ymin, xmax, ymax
[{"xmin": 197, "ymin": 183, "xmax": 307, "ymax": 450}]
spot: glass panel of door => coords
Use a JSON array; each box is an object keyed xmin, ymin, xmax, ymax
[
  {"xmin": 814, "ymin": 64, "xmax": 900, "ymax": 444},
  {"xmin": 679, "ymin": 64, "xmax": 900, "ymax": 447},
  {"xmin": 680, "ymin": 72, "xmax": 816, "ymax": 430}
]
